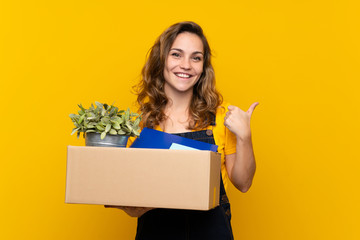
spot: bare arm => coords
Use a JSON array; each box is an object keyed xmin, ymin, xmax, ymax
[
  {"xmin": 224, "ymin": 103, "xmax": 258, "ymax": 193},
  {"xmin": 225, "ymin": 137, "xmax": 256, "ymax": 192}
]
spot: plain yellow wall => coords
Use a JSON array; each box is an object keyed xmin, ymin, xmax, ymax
[{"xmin": 1, "ymin": 0, "xmax": 359, "ymax": 239}]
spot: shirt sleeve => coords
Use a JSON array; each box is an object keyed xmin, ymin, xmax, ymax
[
  {"xmin": 224, "ymin": 120, "xmax": 237, "ymax": 155},
  {"xmin": 126, "ymin": 136, "xmax": 136, "ymax": 147},
  {"xmin": 216, "ymin": 102, "xmax": 237, "ymax": 156}
]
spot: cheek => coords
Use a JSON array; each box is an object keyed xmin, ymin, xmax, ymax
[
  {"xmin": 197, "ymin": 68, "xmax": 203, "ymax": 78},
  {"xmin": 163, "ymin": 68, "xmax": 170, "ymax": 83},
  {"xmin": 163, "ymin": 62, "xmax": 170, "ymax": 80},
  {"xmin": 165, "ymin": 58, "xmax": 176, "ymax": 70},
  {"xmin": 196, "ymin": 65, "xmax": 204, "ymax": 76},
  {"xmin": 163, "ymin": 62, "xmax": 173, "ymax": 80}
]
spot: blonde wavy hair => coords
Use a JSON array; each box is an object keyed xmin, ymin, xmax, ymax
[{"xmin": 134, "ymin": 21, "xmax": 223, "ymax": 130}]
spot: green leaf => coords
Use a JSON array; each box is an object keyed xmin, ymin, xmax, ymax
[
  {"xmin": 69, "ymin": 114, "xmax": 77, "ymax": 119},
  {"xmin": 118, "ymin": 116, "xmax": 124, "ymax": 124},
  {"xmin": 77, "ymin": 131, "xmax": 80, "ymax": 139},
  {"xmin": 71, "ymin": 128, "xmax": 80, "ymax": 135},
  {"xmin": 112, "ymin": 122, "xmax": 120, "ymax": 130},
  {"xmin": 133, "ymin": 125, "xmax": 141, "ymax": 132},
  {"xmin": 112, "ymin": 116, "xmax": 121, "ymax": 122},
  {"xmin": 96, "ymin": 124, "xmax": 105, "ymax": 131},
  {"xmin": 109, "ymin": 129, "xmax": 117, "ymax": 135},
  {"xmin": 110, "ymin": 107, "xmax": 116, "ymax": 115},
  {"xmin": 110, "ymin": 117, "xmax": 120, "ymax": 123},
  {"xmin": 100, "ymin": 132, "xmax": 106, "ymax": 139},
  {"xmin": 125, "ymin": 108, "xmax": 130, "ymax": 120},
  {"xmin": 78, "ymin": 104, "xmax": 86, "ymax": 111},
  {"xmin": 122, "ymin": 124, "xmax": 130, "ymax": 131},
  {"xmin": 117, "ymin": 129, "xmax": 126, "ymax": 135},
  {"xmin": 95, "ymin": 101, "xmax": 103, "ymax": 109},
  {"xmin": 133, "ymin": 117, "xmax": 141, "ymax": 127},
  {"xmin": 85, "ymin": 129, "xmax": 96, "ymax": 133},
  {"xmin": 102, "ymin": 116, "xmax": 110, "ymax": 124},
  {"xmin": 105, "ymin": 123, "xmax": 111, "ymax": 133},
  {"xmin": 78, "ymin": 114, "xmax": 85, "ymax": 124},
  {"xmin": 126, "ymin": 123, "xmax": 133, "ymax": 131}
]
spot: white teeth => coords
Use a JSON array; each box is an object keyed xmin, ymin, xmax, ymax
[{"xmin": 175, "ymin": 73, "xmax": 191, "ymax": 78}]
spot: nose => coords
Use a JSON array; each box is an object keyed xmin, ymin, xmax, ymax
[{"xmin": 180, "ymin": 57, "xmax": 191, "ymax": 70}]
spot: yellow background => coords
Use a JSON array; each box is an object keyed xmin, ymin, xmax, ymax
[{"xmin": 1, "ymin": 0, "xmax": 359, "ymax": 239}]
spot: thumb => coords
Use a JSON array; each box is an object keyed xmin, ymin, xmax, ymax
[{"xmin": 247, "ymin": 102, "xmax": 259, "ymax": 116}]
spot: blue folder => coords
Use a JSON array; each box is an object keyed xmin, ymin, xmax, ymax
[{"xmin": 130, "ymin": 128, "xmax": 218, "ymax": 152}]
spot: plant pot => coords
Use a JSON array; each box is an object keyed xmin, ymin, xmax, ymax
[{"xmin": 85, "ymin": 132, "xmax": 129, "ymax": 147}]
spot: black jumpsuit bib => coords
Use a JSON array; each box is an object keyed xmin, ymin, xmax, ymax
[{"xmin": 135, "ymin": 121, "xmax": 234, "ymax": 240}]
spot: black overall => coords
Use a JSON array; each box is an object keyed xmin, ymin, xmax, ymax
[{"xmin": 135, "ymin": 120, "xmax": 234, "ymax": 240}]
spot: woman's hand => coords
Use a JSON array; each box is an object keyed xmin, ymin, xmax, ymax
[
  {"xmin": 224, "ymin": 103, "xmax": 259, "ymax": 141},
  {"xmin": 104, "ymin": 205, "xmax": 154, "ymax": 218}
]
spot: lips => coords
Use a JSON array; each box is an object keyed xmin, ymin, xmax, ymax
[{"xmin": 174, "ymin": 72, "xmax": 192, "ymax": 78}]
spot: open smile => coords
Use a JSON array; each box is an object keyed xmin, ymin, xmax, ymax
[{"xmin": 174, "ymin": 72, "xmax": 193, "ymax": 79}]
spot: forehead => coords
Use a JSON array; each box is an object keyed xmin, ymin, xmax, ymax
[{"xmin": 170, "ymin": 32, "xmax": 204, "ymax": 53}]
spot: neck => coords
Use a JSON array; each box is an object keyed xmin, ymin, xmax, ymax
[{"xmin": 164, "ymin": 85, "xmax": 193, "ymax": 115}]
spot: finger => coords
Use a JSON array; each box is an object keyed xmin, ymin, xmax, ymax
[
  {"xmin": 247, "ymin": 102, "xmax": 259, "ymax": 116},
  {"xmin": 224, "ymin": 117, "xmax": 231, "ymax": 129},
  {"xmin": 224, "ymin": 119, "xmax": 228, "ymax": 128},
  {"xmin": 227, "ymin": 105, "xmax": 235, "ymax": 111}
]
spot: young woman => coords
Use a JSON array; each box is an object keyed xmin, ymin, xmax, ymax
[{"xmin": 110, "ymin": 21, "xmax": 258, "ymax": 240}]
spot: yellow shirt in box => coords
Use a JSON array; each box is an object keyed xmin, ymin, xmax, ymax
[{"xmin": 128, "ymin": 102, "xmax": 237, "ymax": 191}]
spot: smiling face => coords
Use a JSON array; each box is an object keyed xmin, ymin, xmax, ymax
[{"xmin": 163, "ymin": 32, "xmax": 204, "ymax": 96}]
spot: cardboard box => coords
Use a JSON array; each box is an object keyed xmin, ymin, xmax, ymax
[{"xmin": 65, "ymin": 146, "xmax": 221, "ymax": 210}]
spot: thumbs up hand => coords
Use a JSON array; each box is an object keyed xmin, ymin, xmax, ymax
[{"xmin": 224, "ymin": 102, "xmax": 259, "ymax": 141}]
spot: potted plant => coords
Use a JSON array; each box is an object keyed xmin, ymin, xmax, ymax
[{"xmin": 69, "ymin": 101, "xmax": 141, "ymax": 147}]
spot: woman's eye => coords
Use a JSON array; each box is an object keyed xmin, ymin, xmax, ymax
[
  {"xmin": 193, "ymin": 56, "xmax": 202, "ymax": 61},
  {"xmin": 171, "ymin": 52, "xmax": 180, "ymax": 57}
]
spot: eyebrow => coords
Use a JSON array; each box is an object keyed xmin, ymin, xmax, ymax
[{"xmin": 170, "ymin": 48, "xmax": 204, "ymax": 55}]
